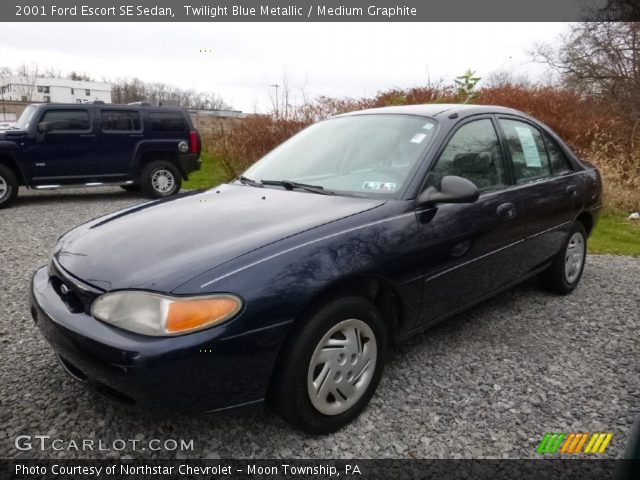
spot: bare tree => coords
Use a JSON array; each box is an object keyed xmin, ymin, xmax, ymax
[
  {"xmin": 266, "ymin": 70, "xmax": 309, "ymax": 120},
  {"xmin": 595, "ymin": 0, "xmax": 640, "ymax": 21},
  {"xmin": 484, "ymin": 68, "xmax": 533, "ymax": 88},
  {"xmin": 0, "ymin": 67, "xmax": 11, "ymax": 120},
  {"xmin": 535, "ymin": 22, "xmax": 640, "ymax": 146},
  {"xmin": 14, "ymin": 64, "xmax": 40, "ymax": 101},
  {"xmin": 110, "ymin": 77, "xmax": 231, "ymax": 110},
  {"xmin": 67, "ymin": 71, "xmax": 94, "ymax": 81}
]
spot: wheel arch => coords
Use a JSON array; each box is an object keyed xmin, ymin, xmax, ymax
[
  {"xmin": 0, "ymin": 154, "xmax": 27, "ymax": 186},
  {"xmin": 300, "ymin": 275, "xmax": 405, "ymax": 345},
  {"xmin": 575, "ymin": 211, "xmax": 594, "ymax": 236},
  {"xmin": 135, "ymin": 151, "xmax": 187, "ymax": 180},
  {"xmin": 265, "ymin": 273, "xmax": 405, "ymax": 399}
]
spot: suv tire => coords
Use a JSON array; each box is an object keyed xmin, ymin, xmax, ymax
[
  {"xmin": 141, "ymin": 161, "xmax": 182, "ymax": 198},
  {"xmin": 0, "ymin": 164, "xmax": 19, "ymax": 208}
]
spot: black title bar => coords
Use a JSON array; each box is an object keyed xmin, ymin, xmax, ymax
[
  {"xmin": 1, "ymin": 459, "xmax": 635, "ymax": 480},
  {"xmin": 3, "ymin": 0, "xmax": 639, "ymax": 22}
]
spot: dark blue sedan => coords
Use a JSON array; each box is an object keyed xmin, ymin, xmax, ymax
[{"xmin": 31, "ymin": 104, "xmax": 602, "ymax": 433}]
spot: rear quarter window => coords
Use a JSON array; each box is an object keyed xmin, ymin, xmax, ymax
[
  {"xmin": 101, "ymin": 110, "xmax": 141, "ymax": 132},
  {"xmin": 543, "ymin": 132, "xmax": 574, "ymax": 175},
  {"xmin": 149, "ymin": 112, "xmax": 188, "ymax": 133}
]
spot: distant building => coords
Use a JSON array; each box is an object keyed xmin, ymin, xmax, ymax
[{"xmin": 0, "ymin": 76, "xmax": 112, "ymax": 104}]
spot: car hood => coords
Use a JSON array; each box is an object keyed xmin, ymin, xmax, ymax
[{"xmin": 54, "ymin": 184, "xmax": 385, "ymax": 292}]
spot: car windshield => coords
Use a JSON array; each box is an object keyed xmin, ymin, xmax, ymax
[
  {"xmin": 14, "ymin": 105, "xmax": 37, "ymax": 130},
  {"xmin": 242, "ymin": 114, "xmax": 437, "ymax": 198}
]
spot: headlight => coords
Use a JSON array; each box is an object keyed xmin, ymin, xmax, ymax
[{"xmin": 91, "ymin": 291, "xmax": 242, "ymax": 336}]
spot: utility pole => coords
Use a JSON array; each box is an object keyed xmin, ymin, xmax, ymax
[{"xmin": 270, "ymin": 84, "xmax": 279, "ymax": 119}]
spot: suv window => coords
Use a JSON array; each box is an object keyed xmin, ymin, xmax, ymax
[
  {"xmin": 432, "ymin": 119, "xmax": 506, "ymax": 190},
  {"xmin": 41, "ymin": 109, "xmax": 90, "ymax": 132},
  {"xmin": 149, "ymin": 112, "xmax": 187, "ymax": 133},
  {"xmin": 543, "ymin": 132, "xmax": 573, "ymax": 175},
  {"xmin": 499, "ymin": 119, "xmax": 551, "ymax": 182},
  {"xmin": 101, "ymin": 110, "xmax": 141, "ymax": 132}
]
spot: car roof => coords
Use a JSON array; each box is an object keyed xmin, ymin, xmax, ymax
[
  {"xmin": 29, "ymin": 103, "xmax": 186, "ymax": 112},
  {"xmin": 338, "ymin": 103, "xmax": 525, "ymax": 119}
]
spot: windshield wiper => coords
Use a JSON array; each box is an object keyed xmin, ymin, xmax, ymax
[
  {"xmin": 260, "ymin": 179, "xmax": 334, "ymax": 195},
  {"xmin": 237, "ymin": 175, "xmax": 264, "ymax": 188}
]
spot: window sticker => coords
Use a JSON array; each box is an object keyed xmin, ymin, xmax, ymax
[
  {"xmin": 410, "ymin": 133, "xmax": 427, "ymax": 144},
  {"xmin": 362, "ymin": 181, "xmax": 396, "ymax": 191},
  {"xmin": 514, "ymin": 126, "xmax": 542, "ymax": 167},
  {"xmin": 422, "ymin": 123, "xmax": 434, "ymax": 130}
]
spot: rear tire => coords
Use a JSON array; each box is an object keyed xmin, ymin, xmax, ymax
[
  {"xmin": 539, "ymin": 222, "xmax": 587, "ymax": 295},
  {"xmin": 269, "ymin": 295, "xmax": 386, "ymax": 434},
  {"xmin": 141, "ymin": 161, "xmax": 181, "ymax": 198},
  {"xmin": 0, "ymin": 164, "xmax": 19, "ymax": 208}
]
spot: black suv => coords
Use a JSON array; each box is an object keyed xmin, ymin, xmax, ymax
[{"xmin": 0, "ymin": 102, "xmax": 201, "ymax": 207}]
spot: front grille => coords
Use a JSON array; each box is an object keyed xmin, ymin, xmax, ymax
[{"xmin": 48, "ymin": 259, "xmax": 102, "ymax": 314}]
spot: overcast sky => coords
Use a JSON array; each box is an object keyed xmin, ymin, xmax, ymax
[{"xmin": 1, "ymin": 23, "xmax": 567, "ymax": 112}]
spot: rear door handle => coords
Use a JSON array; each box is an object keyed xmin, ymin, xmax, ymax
[
  {"xmin": 129, "ymin": 134, "xmax": 144, "ymax": 138},
  {"xmin": 79, "ymin": 134, "xmax": 96, "ymax": 138},
  {"xmin": 566, "ymin": 184, "xmax": 578, "ymax": 197},
  {"xmin": 497, "ymin": 203, "xmax": 517, "ymax": 220}
]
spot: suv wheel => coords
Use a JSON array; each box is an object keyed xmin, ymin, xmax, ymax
[
  {"xmin": 539, "ymin": 222, "xmax": 587, "ymax": 295},
  {"xmin": 141, "ymin": 161, "xmax": 181, "ymax": 198},
  {"xmin": 0, "ymin": 164, "xmax": 19, "ymax": 208},
  {"xmin": 269, "ymin": 295, "xmax": 386, "ymax": 434}
]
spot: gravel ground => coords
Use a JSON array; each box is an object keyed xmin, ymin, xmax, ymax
[{"xmin": 0, "ymin": 187, "xmax": 638, "ymax": 460}]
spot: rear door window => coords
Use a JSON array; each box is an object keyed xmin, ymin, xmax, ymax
[
  {"xmin": 40, "ymin": 109, "xmax": 90, "ymax": 132},
  {"xmin": 499, "ymin": 119, "xmax": 551, "ymax": 183},
  {"xmin": 149, "ymin": 112, "xmax": 187, "ymax": 133},
  {"xmin": 101, "ymin": 110, "xmax": 142, "ymax": 132}
]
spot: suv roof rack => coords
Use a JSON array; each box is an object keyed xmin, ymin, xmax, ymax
[{"xmin": 127, "ymin": 101, "xmax": 151, "ymax": 106}]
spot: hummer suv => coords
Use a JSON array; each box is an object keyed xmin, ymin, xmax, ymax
[{"xmin": 0, "ymin": 102, "xmax": 201, "ymax": 208}]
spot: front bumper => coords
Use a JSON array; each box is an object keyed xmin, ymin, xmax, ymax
[{"xmin": 30, "ymin": 266, "xmax": 288, "ymax": 412}]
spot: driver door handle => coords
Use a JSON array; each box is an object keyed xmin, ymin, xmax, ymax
[{"xmin": 497, "ymin": 203, "xmax": 517, "ymax": 220}]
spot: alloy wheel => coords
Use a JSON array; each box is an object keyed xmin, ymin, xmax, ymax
[{"xmin": 151, "ymin": 169, "xmax": 175, "ymax": 194}]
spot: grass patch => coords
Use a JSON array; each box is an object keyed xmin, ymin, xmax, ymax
[
  {"xmin": 183, "ymin": 152, "xmax": 233, "ymax": 190},
  {"xmin": 589, "ymin": 211, "xmax": 640, "ymax": 256}
]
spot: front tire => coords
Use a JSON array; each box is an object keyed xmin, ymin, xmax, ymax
[
  {"xmin": 539, "ymin": 222, "xmax": 587, "ymax": 295},
  {"xmin": 141, "ymin": 161, "xmax": 181, "ymax": 198},
  {"xmin": 269, "ymin": 295, "xmax": 386, "ymax": 434},
  {"xmin": 0, "ymin": 164, "xmax": 19, "ymax": 208}
]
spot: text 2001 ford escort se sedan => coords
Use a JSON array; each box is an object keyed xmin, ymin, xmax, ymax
[{"xmin": 31, "ymin": 104, "xmax": 602, "ymax": 433}]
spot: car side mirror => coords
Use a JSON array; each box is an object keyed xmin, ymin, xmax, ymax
[
  {"xmin": 418, "ymin": 175, "xmax": 479, "ymax": 206},
  {"xmin": 37, "ymin": 122, "xmax": 52, "ymax": 133}
]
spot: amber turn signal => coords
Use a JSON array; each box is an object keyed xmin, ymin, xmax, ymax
[{"xmin": 166, "ymin": 297, "xmax": 241, "ymax": 333}]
